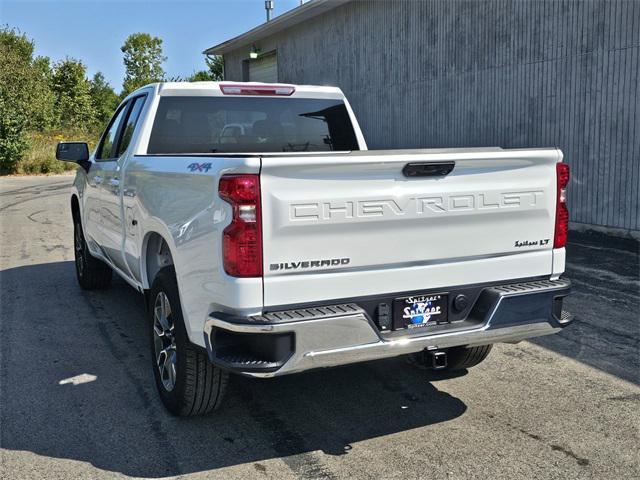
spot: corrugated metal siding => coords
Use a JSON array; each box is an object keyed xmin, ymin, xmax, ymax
[{"xmin": 223, "ymin": 0, "xmax": 640, "ymax": 231}]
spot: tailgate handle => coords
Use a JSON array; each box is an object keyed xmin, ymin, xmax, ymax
[{"xmin": 402, "ymin": 162, "xmax": 455, "ymax": 178}]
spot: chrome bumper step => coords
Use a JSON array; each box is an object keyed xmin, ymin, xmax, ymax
[{"xmin": 204, "ymin": 278, "xmax": 572, "ymax": 377}]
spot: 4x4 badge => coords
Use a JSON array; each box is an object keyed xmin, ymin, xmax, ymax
[{"xmin": 188, "ymin": 162, "xmax": 212, "ymax": 173}]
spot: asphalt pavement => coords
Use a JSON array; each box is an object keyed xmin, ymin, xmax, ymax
[{"xmin": 0, "ymin": 174, "xmax": 638, "ymax": 479}]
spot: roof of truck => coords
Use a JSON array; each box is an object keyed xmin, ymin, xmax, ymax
[{"xmin": 144, "ymin": 81, "xmax": 346, "ymax": 100}]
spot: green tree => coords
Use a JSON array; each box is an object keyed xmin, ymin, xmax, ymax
[
  {"xmin": 89, "ymin": 72, "xmax": 119, "ymax": 129},
  {"xmin": 121, "ymin": 33, "xmax": 166, "ymax": 95},
  {"xmin": 29, "ymin": 56, "xmax": 57, "ymax": 131},
  {"xmin": 206, "ymin": 55, "xmax": 224, "ymax": 80},
  {"xmin": 187, "ymin": 55, "xmax": 224, "ymax": 82},
  {"xmin": 0, "ymin": 27, "xmax": 55, "ymax": 173},
  {"xmin": 50, "ymin": 58, "xmax": 97, "ymax": 130},
  {"xmin": 0, "ymin": 26, "xmax": 33, "ymax": 61},
  {"xmin": 187, "ymin": 71, "xmax": 211, "ymax": 82},
  {"xmin": 0, "ymin": 45, "xmax": 29, "ymax": 173}
]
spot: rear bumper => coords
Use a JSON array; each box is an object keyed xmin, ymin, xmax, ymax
[{"xmin": 203, "ymin": 278, "xmax": 572, "ymax": 377}]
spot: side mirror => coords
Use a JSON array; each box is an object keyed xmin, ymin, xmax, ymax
[{"xmin": 56, "ymin": 142, "xmax": 90, "ymax": 163}]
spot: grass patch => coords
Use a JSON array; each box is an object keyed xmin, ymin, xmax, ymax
[{"xmin": 15, "ymin": 130, "xmax": 99, "ymax": 175}]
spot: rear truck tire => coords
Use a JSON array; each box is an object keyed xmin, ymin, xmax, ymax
[
  {"xmin": 149, "ymin": 267, "xmax": 228, "ymax": 416},
  {"xmin": 73, "ymin": 219, "xmax": 112, "ymax": 290},
  {"xmin": 409, "ymin": 344, "xmax": 493, "ymax": 372},
  {"xmin": 444, "ymin": 344, "xmax": 493, "ymax": 371}
]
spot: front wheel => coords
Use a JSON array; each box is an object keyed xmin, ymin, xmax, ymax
[
  {"xmin": 149, "ymin": 267, "xmax": 228, "ymax": 416},
  {"xmin": 73, "ymin": 219, "xmax": 112, "ymax": 290}
]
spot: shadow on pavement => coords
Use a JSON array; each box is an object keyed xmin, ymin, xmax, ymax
[
  {"xmin": 531, "ymin": 230, "xmax": 639, "ymax": 385},
  {"xmin": 0, "ymin": 261, "xmax": 467, "ymax": 477}
]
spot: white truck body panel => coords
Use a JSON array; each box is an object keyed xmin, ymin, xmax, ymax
[
  {"xmin": 260, "ymin": 148, "xmax": 561, "ymax": 307},
  {"xmin": 68, "ymin": 81, "xmax": 570, "ymax": 361}
]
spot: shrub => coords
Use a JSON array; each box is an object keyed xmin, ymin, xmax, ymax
[{"xmin": 16, "ymin": 130, "xmax": 99, "ymax": 175}]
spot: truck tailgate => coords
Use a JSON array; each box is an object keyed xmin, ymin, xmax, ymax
[{"xmin": 260, "ymin": 148, "xmax": 562, "ymax": 307}]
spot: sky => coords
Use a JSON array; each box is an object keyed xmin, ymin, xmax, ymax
[{"xmin": 1, "ymin": 0, "xmax": 304, "ymax": 91}]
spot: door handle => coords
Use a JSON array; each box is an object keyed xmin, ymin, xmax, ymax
[
  {"xmin": 402, "ymin": 162, "xmax": 455, "ymax": 178},
  {"xmin": 109, "ymin": 177, "xmax": 120, "ymax": 195},
  {"xmin": 93, "ymin": 175, "xmax": 103, "ymax": 185}
]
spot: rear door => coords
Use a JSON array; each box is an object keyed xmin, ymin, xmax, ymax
[
  {"xmin": 106, "ymin": 94, "xmax": 146, "ymax": 278},
  {"xmin": 260, "ymin": 148, "xmax": 561, "ymax": 307}
]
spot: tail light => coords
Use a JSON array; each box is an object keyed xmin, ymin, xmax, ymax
[
  {"xmin": 554, "ymin": 163, "xmax": 570, "ymax": 248},
  {"xmin": 219, "ymin": 174, "xmax": 262, "ymax": 277}
]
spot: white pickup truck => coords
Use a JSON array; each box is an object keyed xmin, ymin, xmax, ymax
[{"xmin": 57, "ymin": 82, "xmax": 572, "ymax": 416}]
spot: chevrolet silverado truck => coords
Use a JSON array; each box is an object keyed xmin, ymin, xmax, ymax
[{"xmin": 56, "ymin": 82, "xmax": 572, "ymax": 416}]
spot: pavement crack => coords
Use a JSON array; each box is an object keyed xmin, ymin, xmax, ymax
[
  {"xmin": 0, "ymin": 182, "xmax": 71, "ymax": 197},
  {"xmin": 550, "ymin": 444, "xmax": 590, "ymax": 466},
  {"xmin": 608, "ymin": 393, "xmax": 640, "ymax": 402},
  {"xmin": 499, "ymin": 418, "xmax": 591, "ymax": 468},
  {"xmin": 0, "ymin": 191, "xmax": 69, "ymax": 212},
  {"xmin": 27, "ymin": 210, "xmax": 52, "ymax": 224}
]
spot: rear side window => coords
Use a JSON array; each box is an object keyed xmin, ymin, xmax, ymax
[
  {"xmin": 96, "ymin": 103, "xmax": 128, "ymax": 160},
  {"xmin": 147, "ymin": 96, "xmax": 359, "ymax": 154},
  {"xmin": 117, "ymin": 96, "xmax": 146, "ymax": 156}
]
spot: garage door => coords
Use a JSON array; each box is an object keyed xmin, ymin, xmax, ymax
[{"xmin": 249, "ymin": 53, "xmax": 278, "ymax": 83}]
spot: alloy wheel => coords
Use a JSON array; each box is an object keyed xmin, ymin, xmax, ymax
[{"xmin": 153, "ymin": 291, "xmax": 177, "ymax": 391}]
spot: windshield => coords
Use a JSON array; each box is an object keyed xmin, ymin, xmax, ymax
[{"xmin": 147, "ymin": 96, "xmax": 359, "ymax": 154}]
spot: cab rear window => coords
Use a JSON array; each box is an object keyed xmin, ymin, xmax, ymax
[{"xmin": 147, "ymin": 96, "xmax": 360, "ymax": 154}]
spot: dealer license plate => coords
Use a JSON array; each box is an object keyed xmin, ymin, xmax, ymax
[{"xmin": 393, "ymin": 293, "xmax": 449, "ymax": 330}]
